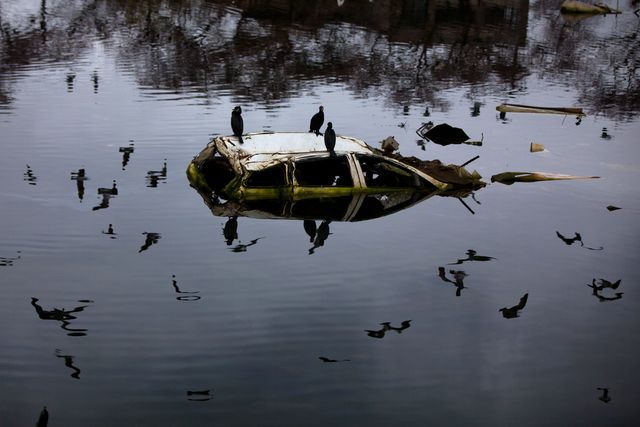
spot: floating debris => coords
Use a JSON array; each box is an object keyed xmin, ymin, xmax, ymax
[
  {"xmin": 530, "ymin": 143, "xmax": 545, "ymax": 153},
  {"xmin": 560, "ymin": 0, "xmax": 621, "ymax": 14},
  {"xmin": 496, "ymin": 103, "xmax": 585, "ymax": 116},
  {"xmin": 416, "ymin": 123, "xmax": 481, "ymax": 146},
  {"xmin": 491, "ymin": 171, "xmax": 599, "ymax": 185}
]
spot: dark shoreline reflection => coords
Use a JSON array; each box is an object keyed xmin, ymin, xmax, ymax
[{"xmin": 1, "ymin": 0, "xmax": 638, "ymax": 120}]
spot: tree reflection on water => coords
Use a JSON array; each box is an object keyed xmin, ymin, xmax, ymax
[{"xmin": 0, "ymin": 0, "xmax": 638, "ymax": 119}]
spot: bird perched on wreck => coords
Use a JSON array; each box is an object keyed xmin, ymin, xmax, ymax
[
  {"xmin": 324, "ymin": 122, "xmax": 336, "ymax": 156},
  {"xmin": 309, "ymin": 106, "xmax": 324, "ymax": 136},
  {"xmin": 231, "ymin": 106, "xmax": 244, "ymax": 144}
]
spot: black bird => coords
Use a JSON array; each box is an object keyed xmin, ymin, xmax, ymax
[
  {"xmin": 309, "ymin": 106, "xmax": 324, "ymax": 136},
  {"xmin": 499, "ymin": 293, "xmax": 528, "ymax": 319},
  {"xmin": 324, "ymin": 122, "xmax": 336, "ymax": 156},
  {"xmin": 231, "ymin": 106, "xmax": 244, "ymax": 144}
]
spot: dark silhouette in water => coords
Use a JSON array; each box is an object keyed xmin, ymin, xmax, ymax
[
  {"xmin": 499, "ymin": 293, "xmax": 528, "ymax": 319},
  {"xmin": 0, "ymin": 251, "xmax": 21, "ymax": 267},
  {"xmin": 30, "ymin": 298, "xmax": 91, "ymax": 336},
  {"xmin": 55, "ymin": 349, "xmax": 81, "ymax": 379},
  {"xmin": 223, "ymin": 216, "xmax": 238, "ymax": 245},
  {"xmin": 303, "ymin": 220, "xmax": 317, "ymax": 242},
  {"xmin": 70, "ymin": 168, "xmax": 87, "ymax": 201},
  {"xmin": 309, "ymin": 106, "xmax": 324, "ymax": 136},
  {"xmin": 438, "ymin": 267, "xmax": 467, "ymax": 296},
  {"xmin": 171, "ymin": 275, "xmax": 201, "ymax": 301},
  {"xmin": 24, "ymin": 164, "xmax": 37, "ymax": 185},
  {"xmin": 231, "ymin": 106, "xmax": 244, "ymax": 144},
  {"xmin": 587, "ymin": 280, "xmax": 623, "ymax": 302},
  {"xmin": 590, "ymin": 278, "xmax": 621, "ymax": 291},
  {"xmin": 92, "ymin": 69, "xmax": 99, "ymax": 94},
  {"xmin": 93, "ymin": 180, "xmax": 118, "ymax": 211},
  {"xmin": 556, "ymin": 231, "xmax": 603, "ymax": 251},
  {"xmin": 324, "ymin": 122, "xmax": 336, "ymax": 156},
  {"xmin": 597, "ymin": 387, "xmax": 611, "ymax": 403},
  {"xmin": 146, "ymin": 159, "xmax": 167, "ymax": 187},
  {"xmin": 37, "ymin": 406, "xmax": 49, "ymax": 427},
  {"xmin": 102, "ymin": 223, "xmax": 117, "ymax": 239},
  {"xmin": 119, "ymin": 144, "xmax": 134, "ymax": 170},
  {"xmin": 319, "ymin": 356, "xmax": 350, "ymax": 363},
  {"xmin": 556, "ymin": 231, "xmax": 582, "ymax": 245},
  {"xmin": 230, "ymin": 237, "xmax": 263, "ymax": 253},
  {"xmin": 138, "ymin": 232, "xmax": 161, "ymax": 253},
  {"xmin": 365, "ymin": 320, "xmax": 412, "ymax": 338},
  {"xmin": 187, "ymin": 390, "xmax": 211, "ymax": 401},
  {"xmin": 448, "ymin": 249, "xmax": 495, "ymax": 265},
  {"xmin": 309, "ymin": 220, "xmax": 331, "ymax": 254}
]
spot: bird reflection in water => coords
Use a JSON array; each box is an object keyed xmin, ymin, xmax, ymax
[
  {"xmin": 24, "ymin": 164, "xmax": 37, "ymax": 185},
  {"xmin": 230, "ymin": 237, "xmax": 263, "ymax": 253},
  {"xmin": 30, "ymin": 297, "xmax": 92, "ymax": 336},
  {"xmin": 556, "ymin": 231, "xmax": 603, "ymax": 251},
  {"xmin": 171, "ymin": 275, "xmax": 201, "ymax": 301},
  {"xmin": 92, "ymin": 180, "xmax": 118, "ymax": 211},
  {"xmin": 437, "ymin": 267, "xmax": 467, "ymax": 296},
  {"xmin": 102, "ymin": 223, "xmax": 117, "ymax": 239},
  {"xmin": 499, "ymin": 293, "xmax": 528, "ymax": 319},
  {"xmin": 146, "ymin": 159, "xmax": 167, "ymax": 187},
  {"xmin": 319, "ymin": 356, "xmax": 350, "ymax": 363},
  {"xmin": 448, "ymin": 249, "xmax": 495, "ymax": 265},
  {"xmin": 0, "ymin": 251, "xmax": 21, "ymax": 266},
  {"xmin": 119, "ymin": 143, "xmax": 134, "ymax": 170},
  {"xmin": 70, "ymin": 168, "xmax": 88, "ymax": 201},
  {"xmin": 138, "ymin": 232, "xmax": 161, "ymax": 253},
  {"xmin": 597, "ymin": 387, "xmax": 611, "ymax": 403},
  {"xmin": 223, "ymin": 216, "xmax": 238, "ymax": 245},
  {"xmin": 37, "ymin": 406, "xmax": 49, "ymax": 427},
  {"xmin": 187, "ymin": 390, "xmax": 211, "ymax": 401},
  {"xmin": 309, "ymin": 220, "xmax": 331, "ymax": 254},
  {"xmin": 55, "ymin": 349, "xmax": 81, "ymax": 379},
  {"xmin": 303, "ymin": 219, "xmax": 317, "ymax": 242},
  {"xmin": 365, "ymin": 320, "xmax": 412, "ymax": 338},
  {"xmin": 588, "ymin": 279, "xmax": 623, "ymax": 302}
]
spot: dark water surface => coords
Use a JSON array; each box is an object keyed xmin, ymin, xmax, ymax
[{"xmin": 1, "ymin": 1, "xmax": 639, "ymax": 425}]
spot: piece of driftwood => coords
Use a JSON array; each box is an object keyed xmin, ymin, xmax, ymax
[
  {"xmin": 491, "ymin": 171, "xmax": 600, "ymax": 185},
  {"xmin": 530, "ymin": 143, "xmax": 545, "ymax": 153},
  {"xmin": 496, "ymin": 103, "xmax": 585, "ymax": 116},
  {"xmin": 560, "ymin": 1, "xmax": 621, "ymax": 14}
]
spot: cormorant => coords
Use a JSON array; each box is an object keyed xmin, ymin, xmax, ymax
[
  {"xmin": 231, "ymin": 106, "xmax": 244, "ymax": 144},
  {"xmin": 309, "ymin": 106, "xmax": 324, "ymax": 136},
  {"xmin": 324, "ymin": 122, "xmax": 336, "ymax": 156},
  {"xmin": 499, "ymin": 293, "xmax": 528, "ymax": 319}
]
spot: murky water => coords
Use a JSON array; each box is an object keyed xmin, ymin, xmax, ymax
[{"xmin": 1, "ymin": 1, "xmax": 639, "ymax": 425}]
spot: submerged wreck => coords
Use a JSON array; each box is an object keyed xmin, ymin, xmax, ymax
[{"xmin": 186, "ymin": 132, "xmax": 485, "ymax": 221}]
